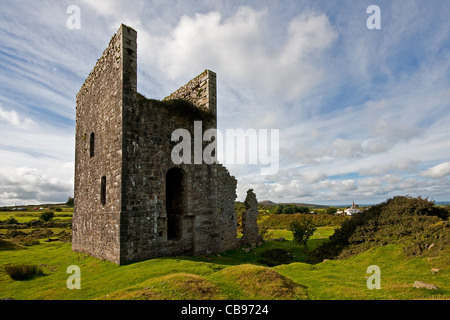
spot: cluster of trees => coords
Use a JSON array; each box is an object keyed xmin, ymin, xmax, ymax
[
  {"xmin": 236, "ymin": 201, "xmax": 345, "ymax": 216},
  {"xmin": 269, "ymin": 204, "xmax": 310, "ymax": 215},
  {"xmin": 267, "ymin": 204, "xmax": 342, "ymax": 215}
]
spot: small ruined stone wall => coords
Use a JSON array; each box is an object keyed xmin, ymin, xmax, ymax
[
  {"xmin": 241, "ymin": 189, "xmax": 263, "ymax": 246},
  {"xmin": 216, "ymin": 164, "xmax": 239, "ymax": 252}
]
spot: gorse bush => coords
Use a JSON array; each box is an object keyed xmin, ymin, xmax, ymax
[
  {"xmin": 312, "ymin": 196, "xmax": 450, "ymax": 261},
  {"xmin": 4, "ymin": 264, "xmax": 44, "ymax": 280}
]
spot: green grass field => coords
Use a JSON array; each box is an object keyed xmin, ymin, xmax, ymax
[{"xmin": 0, "ymin": 208, "xmax": 448, "ymax": 300}]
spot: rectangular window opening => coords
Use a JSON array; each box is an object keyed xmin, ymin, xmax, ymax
[
  {"xmin": 90, "ymin": 132, "xmax": 95, "ymax": 158},
  {"xmin": 101, "ymin": 176, "xmax": 106, "ymax": 206}
]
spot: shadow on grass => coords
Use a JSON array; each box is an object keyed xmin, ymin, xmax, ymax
[
  {"xmin": 89, "ymin": 234, "xmax": 335, "ymax": 269},
  {"xmin": 150, "ymin": 240, "xmax": 317, "ymax": 269},
  {"xmin": 0, "ymin": 239, "xmax": 26, "ymax": 251}
]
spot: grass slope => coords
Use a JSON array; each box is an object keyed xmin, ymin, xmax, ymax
[
  {"xmin": 1, "ymin": 238, "xmax": 448, "ymax": 300},
  {"xmin": 276, "ymin": 244, "xmax": 449, "ymax": 300}
]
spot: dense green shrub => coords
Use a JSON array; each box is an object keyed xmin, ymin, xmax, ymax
[
  {"xmin": 258, "ymin": 248, "xmax": 293, "ymax": 267},
  {"xmin": 4, "ymin": 264, "xmax": 44, "ymax": 280},
  {"xmin": 311, "ymin": 196, "xmax": 450, "ymax": 261}
]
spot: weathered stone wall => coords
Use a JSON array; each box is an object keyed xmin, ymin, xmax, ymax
[
  {"xmin": 216, "ymin": 164, "xmax": 239, "ymax": 252},
  {"xmin": 120, "ymin": 95, "xmax": 200, "ymax": 261},
  {"xmin": 119, "ymin": 91, "xmax": 238, "ymax": 262},
  {"xmin": 73, "ymin": 24, "xmax": 137, "ymax": 264}
]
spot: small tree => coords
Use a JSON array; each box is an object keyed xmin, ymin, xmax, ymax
[
  {"xmin": 6, "ymin": 216, "xmax": 19, "ymax": 224},
  {"xmin": 39, "ymin": 211, "xmax": 54, "ymax": 222},
  {"xmin": 289, "ymin": 217, "xmax": 317, "ymax": 250},
  {"xmin": 325, "ymin": 207, "xmax": 338, "ymax": 215},
  {"xmin": 66, "ymin": 197, "xmax": 74, "ymax": 207}
]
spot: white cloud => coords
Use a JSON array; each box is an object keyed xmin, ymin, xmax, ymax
[
  {"xmin": 359, "ymin": 158, "xmax": 420, "ymax": 176},
  {"xmin": 0, "ymin": 105, "xmax": 35, "ymax": 128},
  {"xmin": 0, "ymin": 164, "xmax": 73, "ymax": 206},
  {"xmin": 420, "ymin": 162, "xmax": 450, "ymax": 179},
  {"xmin": 1, "ymin": 1, "xmax": 450, "ymax": 206},
  {"xmin": 332, "ymin": 138, "xmax": 361, "ymax": 158},
  {"xmin": 144, "ymin": 7, "xmax": 337, "ymax": 101},
  {"xmin": 301, "ymin": 170, "xmax": 327, "ymax": 184}
]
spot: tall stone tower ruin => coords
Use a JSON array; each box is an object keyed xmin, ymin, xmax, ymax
[{"xmin": 72, "ymin": 24, "xmax": 240, "ymax": 264}]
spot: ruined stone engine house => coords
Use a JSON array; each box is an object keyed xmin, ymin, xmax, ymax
[{"xmin": 72, "ymin": 24, "xmax": 261, "ymax": 264}]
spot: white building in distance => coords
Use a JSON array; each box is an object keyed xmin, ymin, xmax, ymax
[{"xmin": 344, "ymin": 201, "xmax": 361, "ymax": 216}]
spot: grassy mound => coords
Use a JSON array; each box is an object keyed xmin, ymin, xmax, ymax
[
  {"xmin": 105, "ymin": 264, "xmax": 308, "ymax": 300},
  {"xmin": 211, "ymin": 264, "xmax": 307, "ymax": 300},
  {"xmin": 103, "ymin": 273, "xmax": 223, "ymax": 300},
  {"xmin": 312, "ymin": 196, "xmax": 450, "ymax": 261}
]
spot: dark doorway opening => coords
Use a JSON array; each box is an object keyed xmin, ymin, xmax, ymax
[{"xmin": 166, "ymin": 168, "xmax": 187, "ymax": 240}]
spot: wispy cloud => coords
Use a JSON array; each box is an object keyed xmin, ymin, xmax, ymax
[
  {"xmin": 0, "ymin": 0, "xmax": 449, "ymax": 205},
  {"xmin": 0, "ymin": 105, "xmax": 35, "ymax": 128},
  {"xmin": 420, "ymin": 162, "xmax": 450, "ymax": 179}
]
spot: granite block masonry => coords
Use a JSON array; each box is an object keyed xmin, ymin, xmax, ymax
[{"xmin": 72, "ymin": 24, "xmax": 261, "ymax": 264}]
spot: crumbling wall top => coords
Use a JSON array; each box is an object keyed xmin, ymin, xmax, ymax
[{"xmin": 163, "ymin": 70, "xmax": 217, "ymax": 118}]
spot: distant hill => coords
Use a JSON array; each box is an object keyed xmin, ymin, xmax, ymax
[
  {"xmin": 258, "ymin": 200, "xmax": 276, "ymax": 206},
  {"xmin": 257, "ymin": 200, "xmax": 328, "ymax": 208},
  {"xmin": 283, "ymin": 203, "xmax": 329, "ymax": 209}
]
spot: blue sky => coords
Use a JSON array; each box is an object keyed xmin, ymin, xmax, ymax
[{"xmin": 0, "ymin": 0, "xmax": 450, "ymax": 206}]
